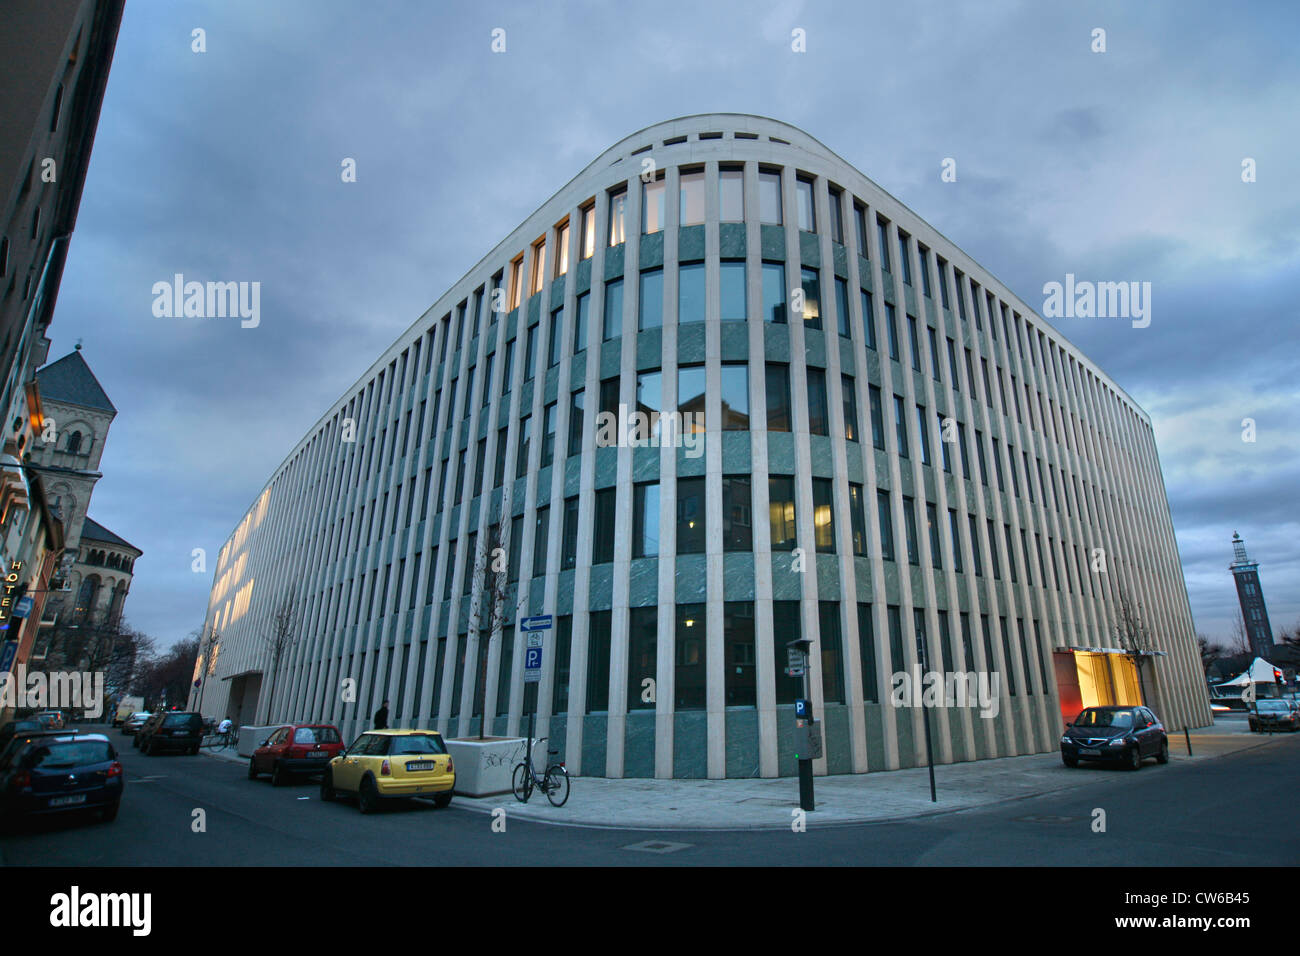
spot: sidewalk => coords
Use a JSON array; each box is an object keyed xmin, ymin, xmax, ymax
[{"xmin": 199, "ymin": 716, "xmax": 1286, "ymax": 831}]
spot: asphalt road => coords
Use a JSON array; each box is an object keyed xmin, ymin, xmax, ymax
[{"xmin": 3, "ymin": 725, "xmax": 1298, "ymax": 866}]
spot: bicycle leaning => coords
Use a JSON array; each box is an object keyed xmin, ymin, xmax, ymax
[
  {"xmin": 511, "ymin": 737, "xmax": 570, "ymax": 807},
  {"xmin": 202, "ymin": 726, "xmax": 239, "ymax": 752}
]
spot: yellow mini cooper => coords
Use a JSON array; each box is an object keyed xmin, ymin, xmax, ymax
[{"xmin": 319, "ymin": 729, "xmax": 455, "ymax": 813}]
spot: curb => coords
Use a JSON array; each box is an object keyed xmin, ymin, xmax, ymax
[{"xmin": 446, "ymin": 733, "xmax": 1291, "ymax": 832}]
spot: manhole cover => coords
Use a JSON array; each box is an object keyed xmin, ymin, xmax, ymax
[{"xmin": 622, "ymin": 840, "xmax": 692, "ymax": 854}]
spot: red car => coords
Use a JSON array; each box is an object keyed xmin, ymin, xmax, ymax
[{"xmin": 248, "ymin": 724, "xmax": 344, "ymax": 786}]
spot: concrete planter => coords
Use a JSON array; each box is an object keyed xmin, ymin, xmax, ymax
[{"xmin": 445, "ymin": 737, "xmax": 529, "ymax": 797}]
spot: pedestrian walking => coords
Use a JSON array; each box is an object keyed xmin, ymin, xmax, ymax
[{"xmin": 373, "ymin": 699, "xmax": 389, "ymax": 730}]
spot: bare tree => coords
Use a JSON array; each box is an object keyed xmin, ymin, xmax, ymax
[
  {"xmin": 262, "ymin": 586, "xmax": 301, "ymax": 722},
  {"xmin": 1198, "ymin": 634, "xmax": 1227, "ymax": 674},
  {"xmin": 467, "ymin": 521, "xmax": 527, "ymax": 739},
  {"xmin": 191, "ymin": 626, "xmax": 220, "ymax": 713},
  {"xmin": 1227, "ymin": 610, "xmax": 1251, "ymax": 657},
  {"xmin": 136, "ymin": 637, "xmax": 200, "ymax": 710},
  {"xmin": 1112, "ymin": 585, "xmax": 1149, "ymax": 655}
]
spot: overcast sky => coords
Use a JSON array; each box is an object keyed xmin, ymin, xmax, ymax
[{"xmin": 52, "ymin": 0, "xmax": 1298, "ymax": 651}]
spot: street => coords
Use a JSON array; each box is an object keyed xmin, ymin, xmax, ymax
[{"xmin": 3, "ymin": 722, "xmax": 1298, "ymax": 866}]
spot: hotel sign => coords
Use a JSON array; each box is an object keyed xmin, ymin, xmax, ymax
[{"xmin": 0, "ymin": 561, "xmax": 24, "ymax": 628}]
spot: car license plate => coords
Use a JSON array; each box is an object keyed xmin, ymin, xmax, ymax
[
  {"xmin": 312, "ymin": 751, "xmax": 329, "ymax": 758},
  {"xmin": 1080, "ymin": 748, "xmax": 1101, "ymax": 756},
  {"xmin": 49, "ymin": 794, "xmax": 86, "ymax": 807},
  {"xmin": 173, "ymin": 730, "xmax": 189, "ymax": 735},
  {"xmin": 405, "ymin": 761, "xmax": 435, "ymax": 772}
]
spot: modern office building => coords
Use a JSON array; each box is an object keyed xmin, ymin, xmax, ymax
[{"xmin": 196, "ymin": 114, "xmax": 1211, "ymax": 778}]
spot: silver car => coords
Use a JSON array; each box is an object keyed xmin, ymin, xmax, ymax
[{"xmin": 121, "ymin": 712, "xmax": 153, "ymax": 735}]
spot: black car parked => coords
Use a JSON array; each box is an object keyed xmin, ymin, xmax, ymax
[
  {"xmin": 1061, "ymin": 705, "xmax": 1169, "ymax": 770},
  {"xmin": 0, "ymin": 731, "xmax": 123, "ymax": 823},
  {"xmin": 137, "ymin": 711, "xmax": 204, "ymax": 756}
]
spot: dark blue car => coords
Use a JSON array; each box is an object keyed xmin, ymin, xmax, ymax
[{"xmin": 0, "ymin": 731, "xmax": 124, "ymax": 823}]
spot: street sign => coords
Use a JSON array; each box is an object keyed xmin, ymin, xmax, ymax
[
  {"xmin": 526, "ymin": 632, "xmax": 543, "ymax": 649},
  {"xmin": 13, "ymin": 596, "xmax": 32, "ymax": 619},
  {"xmin": 0, "ymin": 640, "xmax": 16, "ymax": 675},
  {"xmin": 786, "ymin": 646, "xmax": 806, "ymax": 677},
  {"xmin": 523, "ymin": 646, "xmax": 543, "ymax": 683},
  {"xmin": 521, "ymin": 615, "xmax": 553, "ymax": 632}
]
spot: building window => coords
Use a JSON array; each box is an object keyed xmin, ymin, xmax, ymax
[
  {"xmin": 806, "ymin": 367, "xmax": 829, "ymax": 436},
  {"xmin": 593, "ymin": 488, "xmax": 616, "ymax": 564},
  {"xmin": 877, "ymin": 491, "xmax": 895, "ymax": 561},
  {"xmin": 773, "ymin": 601, "xmax": 802, "ymax": 704},
  {"xmin": 574, "ymin": 291, "xmax": 589, "ymax": 353},
  {"xmin": 586, "ymin": 611, "xmax": 611, "ymax": 713},
  {"xmin": 722, "ymin": 476, "xmax": 752, "ymax": 552},
  {"xmin": 819, "ymin": 602, "xmax": 845, "ymax": 703},
  {"xmin": 858, "ymin": 603, "xmax": 878, "ymax": 702},
  {"xmin": 927, "ymin": 502, "xmax": 942, "ymax": 568},
  {"xmin": 762, "ymin": 262, "xmax": 786, "ymax": 323},
  {"xmin": 877, "ymin": 217, "xmax": 892, "ymax": 273},
  {"xmin": 720, "ymin": 363, "xmax": 749, "ymax": 430},
  {"xmin": 676, "ymin": 603, "xmax": 707, "ymax": 711},
  {"xmin": 628, "ymin": 607, "xmax": 657, "ymax": 711},
  {"xmin": 603, "ymin": 278, "xmax": 623, "ymax": 341},
  {"xmin": 848, "ymin": 483, "xmax": 867, "ymax": 556},
  {"xmin": 633, "ymin": 482, "xmax": 660, "ymax": 558},
  {"xmin": 766, "ymin": 364, "xmax": 791, "ymax": 432},
  {"xmin": 720, "ymin": 167, "xmax": 744, "ymax": 222},
  {"xmin": 561, "ymin": 496, "xmax": 579, "ymax": 570},
  {"xmin": 516, "ymin": 415, "xmax": 533, "ymax": 478},
  {"xmin": 795, "ymin": 176, "xmax": 815, "ymax": 232},
  {"xmin": 769, "ymin": 476, "xmax": 797, "ymax": 551},
  {"xmin": 556, "ymin": 221, "xmax": 570, "ymax": 277},
  {"xmin": 642, "ymin": 175, "xmax": 666, "ymax": 234},
  {"xmin": 893, "ymin": 394, "xmax": 909, "ymax": 457},
  {"xmin": 885, "ymin": 304, "xmax": 900, "ymax": 361},
  {"xmin": 918, "ymin": 245, "xmax": 932, "ymax": 297},
  {"xmin": 568, "ymin": 390, "xmax": 585, "ymax": 456},
  {"xmin": 541, "ymin": 402, "xmax": 557, "ymax": 468},
  {"xmin": 679, "ymin": 170, "xmax": 705, "ymax": 226},
  {"xmin": 720, "ymin": 260, "xmax": 746, "ymax": 320},
  {"xmin": 677, "ymin": 477, "xmax": 706, "ymax": 553},
  {"xmin": 678, "ymin": 365, "xmax": 706, "ymax": 433},
  {"xmin": 524, "ymin": 324, "xmax": 537, "ymax": 381},
  {"xmin": 509, "ymin": 259, "xmax": 523, "ymax": 310},
  {"xmin": 834, "ymin": 276, "xmax": 850, "ymax": 337},
  {"xmin": 639, "ymin": 268, "xmax": 664, "ymax": 330},
  {"xmin": 861, "ymin": 290, "xmax": 876, "ymax": 350},
  {"xmin": 969, "ymin": 514, "xmax": 983, "ymax": 576},
  {"xmin": 908, "ymin": 314, "xmax": 922, "ymax": 372},
  {"xmin": 869, "ymin": 385, "xmax": 885, "ymax": 450},
  {"xmin": 548, "ymin": 307, "xmax": 563, "ymax": 368},
  {"xmin": 608, "ymin": 188, "xmax": 627, "ymax": 246},
  {"xmin": 916, "ymin": 404, "xmax": 932, "ymax": 466},
  {"xmin": 841, "ymin": 376, "xmax": 858, "ymax": 442},
  {"xmin": 679, "ymin": 261, "xmax": 705, "ymax": 323},
  {"xmin": 902, "ymin": 496, "xmax": 920, "ymax": 565},
  {"xmin": 759, "ymin": 170, "xmax": 782, "ymax": 224},
  {"xmin": 949, "ymin": 509, "xmax": 962, "ymax": 573},
  {"xmin": 828, "ymin": 186, "xmax": 844, "ymax": 243},
  {"xmin": 812, "ymin": 478, "xmax": 835, "ymax": 553},
  {"xmin": 724, "ymin": 602, "xmax": 756, "ymax": 707},
  {"xmin": 800, "ymin": 267, "xmax": 821, "ymax": 329},
  {"xmin": 897, "ymin": 231, "xmax": 912, "ymax": 285},
  {"xmin": 580, "ymin": 203, "xmax": 596, "ymax": 259},
  {"xmin": 532, "ymin": 507, "xmax": 550, "ymax": 577}
]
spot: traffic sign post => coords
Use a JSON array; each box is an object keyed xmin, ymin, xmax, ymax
[
  {"xmin": 520, "ymin": 616, "xmax": 552, "ymax": 772},
  {"xmin": 787, "ymin": 638, "xmax": 816, "ymax": 812}
]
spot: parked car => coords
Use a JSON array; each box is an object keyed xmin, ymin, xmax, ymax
[
  {"xmin": 249, "ymin": 723, "xmax": 345, "ymax": 785},
  {"xmin": 320, "ymin": 729, "xmax": 455, "ymax": 813},
  {"xmin": 31, "ymin": 711, "xmax": 66, "ymax": 731},
  {"xmin": 0, "ymin": 718, "xmax": 45, "ymax": 755},
  {"xmin": 138, "ymin": 711, "xmax": 204, "ymax": 755},
  {"xmin": 0, "ymin": 731, "xmax": 123, "ymax": 824},
  {"xmin": 1061, "ymin": 705, "xmax": 1168, "ymax": 770},
  {"xmin": 120, "ymin": 712, "xmax": 152, "ymax": 736},
  {"xmin": 1248, "ymin": 699, "xmax": 1300, "ymax": 733}
]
